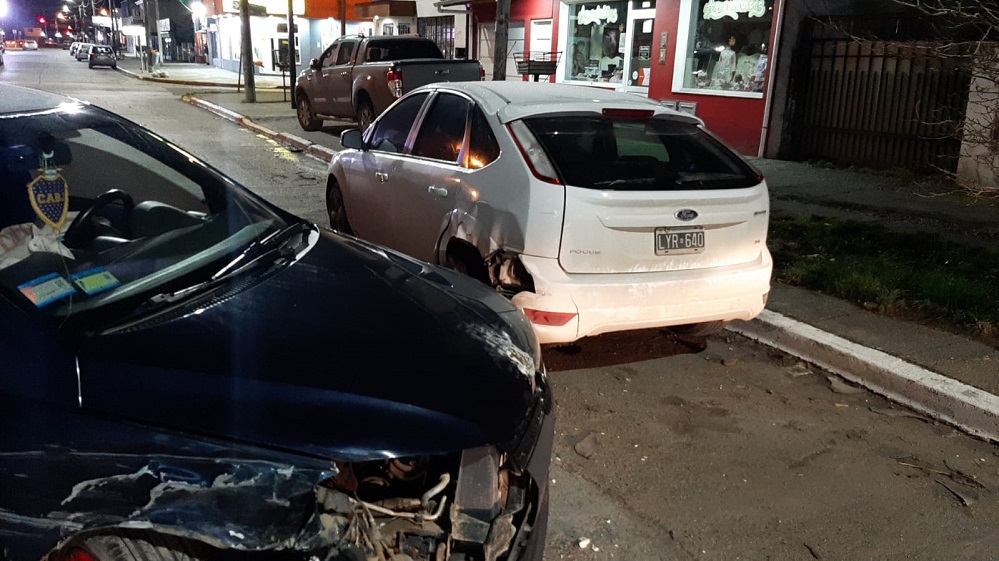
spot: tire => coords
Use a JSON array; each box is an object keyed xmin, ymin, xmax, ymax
[
  {"xmin": 669, "ymin": 321, "xmax": 728, "ymax": 340},
  {"xmin": 67, "ymin": 532, "xmax": 212, "ymax": 561},
  {"xmin": 445, "ymin": 243, "xmax": 489, "ymax": 285},
  {"xmin": 296, "ymin": 94, "xmax": 323, "ymax": 132},
  {"xmin": 355, "ymin": 99, "xmax": 375, "ymax": 132},
  {"xmin": 88, "ymin": 63, "xmax": 94, "ymax": 69},
  {"xmin": 326, "ymin": 181, "xmax": 353, "ymax": 235}
]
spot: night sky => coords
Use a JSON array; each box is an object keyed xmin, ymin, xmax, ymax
[{"xmin": 3, "ymin": 0, "xmax": 100, "ymax": 33}]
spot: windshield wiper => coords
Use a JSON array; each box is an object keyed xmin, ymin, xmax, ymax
[{"xmin": 144, "ymin": 222, "xmax": 314, "ymax": 307}]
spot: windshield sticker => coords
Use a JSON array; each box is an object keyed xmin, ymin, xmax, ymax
[
  {"xmin": 27, "ymin": 153, "xmax": 69, "ymax": 230},
  {"xmin": 71, "ymin": 267, "xmax": 121, "ymax": 296},
  {"xmin": 18, "ymin": 273, "xmax": 76, "ymax": 307}
]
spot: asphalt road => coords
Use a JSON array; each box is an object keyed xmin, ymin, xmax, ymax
[{"xmin": 8, "ymin": 49, "xmax": 999, "ymax": 561}]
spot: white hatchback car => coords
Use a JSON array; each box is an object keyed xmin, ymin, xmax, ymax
[{"xmin": 326, "ymin": 82, "xmax": 772, "ymax": 344}]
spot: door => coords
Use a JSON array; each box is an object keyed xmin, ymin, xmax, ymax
[
  {"xmin": 309, "ymin": 44, "xmax": 339, "ymax": 114},
  {"xmin": 390, "ymin": 92, "xmax": 471, "ymax": 261},
  {"xmin": 623, "ymin": 8, "xmax": 655, "ymax": 92},
  {"xmin": 339, "ymin": 92, "xmax": 430, "ymax": 246},
  {"xmin": 328, "ymin": 39, "xmax": 359, "ymax": 116}
]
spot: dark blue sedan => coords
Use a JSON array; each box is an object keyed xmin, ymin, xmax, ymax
[{"xmin": 0, "ymin": 85, "xmax": 553, "ymax": 561}]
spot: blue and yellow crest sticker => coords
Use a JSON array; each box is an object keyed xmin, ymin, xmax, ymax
[{"xmin": 28, "ymin": 168, "xmax": 69, "ymax": 231}]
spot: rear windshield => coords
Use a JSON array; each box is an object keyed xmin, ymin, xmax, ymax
[
  {"xmin": 93, "ymin": 47, "xmax": 112, "ymax": 54},
  {"xmin": 524, "ymin": 114, "xmax": 761, "ymax": 190},
  {"xmin": 365, "ymin": 39, "xmax": 443, "ymax": 62}
]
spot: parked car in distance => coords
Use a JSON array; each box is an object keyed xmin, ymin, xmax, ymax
[
  {"xmin": 295, "ymin": 34, "xmax": 483, "ymax": 133},
  {"xmin": 326, "ymin": 81, "xmax": 773, "ymax": 344},
  {"xmin": 73, "ymin": 43, "xmax": 94, "ymax": 60},
  {"xmin": 0, "ymin": 84, "xmax": 553, "ymax": 561},
  {"xmin": 88, "ymin": 44, "xmax": 116, "ymax": 69},
  {"xmin": 69, "ymin": 41, "xmax": 84, "ymax": 55},
  {"xmin": 23, "ymin": 39, "xmax": 38, "ymax": 50}
]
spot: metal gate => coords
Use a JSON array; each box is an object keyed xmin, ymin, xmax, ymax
[
  {"xmin": 786, "ymin": 19, "xmax": 973, "ymax": 173},
  {"xmin": 418, "ymin": 16, "xmax": 456, "ymax": 59}
]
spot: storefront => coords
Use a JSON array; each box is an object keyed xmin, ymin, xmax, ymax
[
  {"xmin": 654, "ymin": 0, "xmax": 782, "ymax": 154},
  {"xmin": 482, "ymin": 0, "xmax": 783, "ymax": 155}
]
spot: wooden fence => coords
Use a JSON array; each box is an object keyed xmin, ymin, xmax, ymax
[{"xmin": 790, "ymin": 37, "xmax": 973, "ymax": 173}]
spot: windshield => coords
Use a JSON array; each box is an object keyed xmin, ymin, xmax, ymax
[
  {"xmin": 524, "ymin": 114, "xmax": 761, "ymax": 190},
  {"xmin": 0, "ymin": 102, "xmax": 293, "ymax": 321}
]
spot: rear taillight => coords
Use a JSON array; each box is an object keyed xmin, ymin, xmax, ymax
[
  {"xmin": 601, "ymin": 108, "xmax": 655, "ymax": 118},
  {"xmin": 507, "ymin": 120, "xmax": 561, "ymax": 185},
  {"xmin": 523, "ymin": 309, "xmax": 577, "ymax": 327},
  {"xmin": 386, "ymin": 69, "xmax": 403, "ymax": 98}
]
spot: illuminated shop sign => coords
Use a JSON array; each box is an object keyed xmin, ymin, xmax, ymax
[
  {"xmin": 577, "ymin": 5, "xmax": 619, "ymax": 26},
  {"xmin": 702, "ymin": 0, "xmax": 766, "ymax": 20}
]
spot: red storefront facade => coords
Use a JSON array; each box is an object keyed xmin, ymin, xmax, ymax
[{"xmin": 473, "ymin": 0, "xmax": 785, "ymax": 156}]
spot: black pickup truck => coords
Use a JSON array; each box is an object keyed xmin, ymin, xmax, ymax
[{"xmin": 295, "ymin": 35, "xmax": 483, "ymax": 132}]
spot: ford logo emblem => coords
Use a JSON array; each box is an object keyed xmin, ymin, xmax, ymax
[{"xmin": 675, "ymin": 209, "xmax": 698, "ymax": 221}]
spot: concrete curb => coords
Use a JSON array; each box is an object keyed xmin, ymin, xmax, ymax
[
  {"xmin": 117, "ymin": 67, "xmax": 287, "ymax": 90},
  {"xmin": 182, "ymin": 95, "xmax": 335, "ymax": 164},
  {"xmin": 729, "ymin": 310, "xmax": 999, "ymax": 442}
]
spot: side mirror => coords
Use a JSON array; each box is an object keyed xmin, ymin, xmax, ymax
[
  {"xmin": 340, "ymin": 129, "xmax": 364, "ymax": 150},
  {"xmin": 310, "ymin": 58, "xmax": 320, "ymax": 71}
]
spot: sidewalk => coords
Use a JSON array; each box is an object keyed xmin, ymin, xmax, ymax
[
  {"xmin": 115, "ymin": 64, "xmax": 999, "ymax": 442},
  {"xmin": 115, "ymin": 54, "xmax": 293, "ymax": 90}
]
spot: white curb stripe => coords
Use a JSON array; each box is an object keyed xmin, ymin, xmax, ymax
[{"xmin": 729, "ymin": 309, "xmax": 999, "ymax": 442}]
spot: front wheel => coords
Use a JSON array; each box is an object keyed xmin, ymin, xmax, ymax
[
  {"xmin": 296, "ymin": 94, "xmax": 323, "ymax": 131},
  {"xmin": 326, "ymin": 182, "xmax": 353, "ymax": 235},
  {"xmin": 355, "ymin": 100, "xmax": 375, "ymax": 133},
  {"xmin": 66, "ymin": 532, "xmax": 211, "ymax": 561}
]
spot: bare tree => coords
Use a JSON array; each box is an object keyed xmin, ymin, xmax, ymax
[{"xmin": 891, "ymin": 0, "xmax": 999, "ymax": 193}]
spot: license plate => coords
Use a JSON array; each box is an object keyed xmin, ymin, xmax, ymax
[{"xmin": 655, "ymin": 227, "xmax": 705, "ymax": 255}]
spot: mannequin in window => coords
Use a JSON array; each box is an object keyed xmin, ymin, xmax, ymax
[
  {"xmin": 710, "ymin": 35, "xmax": 738, "ymax": 88},
  {"xmin": 750, "ymin": 42, "xmax": 769, "ymax": 92},
  {"xmin": 572, "ymin": 40, "xmax": 588, "ymax": 76},
  {"xmin": 735, "ymin": 43, "xmax": 761, "ymax": 91}
]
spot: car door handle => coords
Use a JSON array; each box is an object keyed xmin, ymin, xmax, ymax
[
  {"xmin": 375, "ymin": 172, "xmax": 389, "ymax": 183},
  {"xmin": 427, "ymin": 186, "xmax": 449, "ymax": 198}
]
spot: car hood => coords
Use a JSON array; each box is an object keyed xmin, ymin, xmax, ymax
[{"xmin": 75, "ymin": 228, "xmax": 542, "ymax": 461}]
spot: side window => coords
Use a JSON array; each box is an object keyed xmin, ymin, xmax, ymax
[
  {"xmin": 369, "ymin": 93, "xmax": 429, "ymax": 153},
  {"xmin": 411, "ymin": 94, "xmax": 470, "ymax": 163},
  {"xmin": 320, "ymin": 45, "xmax": 337, "ymax": 68},
  {"xmin": 335, "ymin": 42, "xmax": 356, "ymax": 65},
  {"xmin": 466, "ymin": 106, "xmax": 500, "ymax": 169}
]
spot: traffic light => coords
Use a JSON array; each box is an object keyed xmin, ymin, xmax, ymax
[{"xmin": 37, "ymin": 16, "xmax": 46, "ymax": 24}]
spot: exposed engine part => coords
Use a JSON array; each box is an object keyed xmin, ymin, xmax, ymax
[
  {"xmin": 316, "ymin": 450, "xmax": 537, "ymax": 561},
  {"xmin": 485, "ymin": 252, "xmax": 535, "ymax": 297}
]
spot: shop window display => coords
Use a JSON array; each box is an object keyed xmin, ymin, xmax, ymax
[
  {"xmin": 565, "ymin": 1, "xmax": 628, "ymax": 83},
  {"xmin": 678, "ymin": 0, "xmax": 774, "ymax": 93}
]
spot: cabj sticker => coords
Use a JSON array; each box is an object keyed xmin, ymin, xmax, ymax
[
  {"xmin": 18, "ymin": 273, "xmax": 76, "ymax": 307},
  {"xmin": 71, "ymin": 267, "xmax": 121, "ymax": 296}
]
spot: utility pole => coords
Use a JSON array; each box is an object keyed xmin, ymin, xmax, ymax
[
  {"xmin": 287, "ymin": 0, "xmax": 295, "ymax": 108},
  {"xmin": 240, "ymin": 0, "xmax": 256, "ymax": 102},
  {"xmin": 151, "ymin": 0, "xmax": 161, "ymax": 60},
  {"xmin": 492, "ymin": 0, "xmax": 509, "ymax": 80}
]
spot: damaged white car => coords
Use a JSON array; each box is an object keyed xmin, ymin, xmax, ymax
[{"xmin": 326, "ymin": 81, "xmax": 772, "ymax": 344}]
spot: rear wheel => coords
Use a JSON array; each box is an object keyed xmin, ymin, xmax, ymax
[
  {"xmin": 296, "ymin": 94, "xmax": 323, "ymax": 131},
  {"xmin": 445, "ymin": 242, "xmax": 489, "ymax": 285},
  {"xmin": 355, "ymin": 99, "xmax": 375, "ymax": 132},
  {"xmin": 326, "ymin": 181, "xmax": 353, "ymax": 235}
]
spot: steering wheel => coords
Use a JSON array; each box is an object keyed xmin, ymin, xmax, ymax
[{"xmin": 63, "ymin": 189, "xmax": 135, "ymax": 248}]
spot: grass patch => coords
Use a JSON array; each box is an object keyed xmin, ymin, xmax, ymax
[{"xmin": 769, "ymin": 214, "xmax": 999, "ymax": 345}]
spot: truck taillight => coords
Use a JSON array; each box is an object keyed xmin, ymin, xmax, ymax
[{"xmin": 386, "ymin": 69, "xmax": 403, "ymax": 98}]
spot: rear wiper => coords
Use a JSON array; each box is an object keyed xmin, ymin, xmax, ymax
[{"xmin": 593, "ymin": 177, "xmax": 658, "ymax": 187}]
